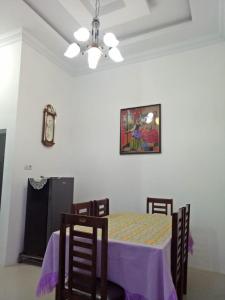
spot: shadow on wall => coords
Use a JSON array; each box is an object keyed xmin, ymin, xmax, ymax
[{"xmin": 189, "ymin": 226, "xmax": 221, "ymax": 272}]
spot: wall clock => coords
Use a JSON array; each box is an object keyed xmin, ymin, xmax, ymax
[{"xmin": 42, "ymin": 104, "xmax": 56, "ymax": 147}]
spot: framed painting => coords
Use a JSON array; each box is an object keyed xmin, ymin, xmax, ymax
[{"xmin": 120, "ymin": 104, "xmax": 161, "ymax": 154}]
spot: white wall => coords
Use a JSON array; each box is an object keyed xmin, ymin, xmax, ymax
[
  {"xmin": 71, "ymin": 43, "xmax": 225, "ymax": 274},
  {"xmin": 1, "ymin": 37, "xmax": 224, "ymax": 275},
  {"xmin": 2, "ymin": 42, "xmax": 75, "ymax": 265},
  {"xmin": 0, "ymin": 41, "xmax": 22, "ymax": 264}
]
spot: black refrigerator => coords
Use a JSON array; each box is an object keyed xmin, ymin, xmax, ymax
[{"xmin": 19, "ymin": 177, "xmax": 74, "ymax": 265}]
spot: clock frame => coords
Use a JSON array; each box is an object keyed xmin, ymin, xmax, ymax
[{"xmin": 42, "ymin": 104, "xmax": 56, "ymax": 147}]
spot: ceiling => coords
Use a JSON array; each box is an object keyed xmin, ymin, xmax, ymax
[
  {"xmin": 0, "ymin": 0, "xmax": 224, "ymax": 76},
  {"xmin": 24, "ymin": 0, "xmax": 192, "ymax": 41}
]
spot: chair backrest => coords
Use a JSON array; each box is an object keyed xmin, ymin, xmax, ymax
[
  {"xmin": 146, "ymin": 197, "xmax": 173, "ymax": 215},
  {"xmin": 93, "ymin": 198, "xmax": 109, "ymax": 217},
  {"xmin": 71, "ymin": 201, "xmax": 93, "ymax": 216},
  {"xmin": 58, "ymin": 214, "xmax": 108, "ymax": 300},
  {"xmin": 183, "ymin": 204, "xmax": 190, "ymax": 263},
  {"xmin": 182, "ymin": 204, "xmax": 190, "ymax": 295},
  {"xmin": 171, "ymin": 207, "xmax": 185, "ymax": 300}
]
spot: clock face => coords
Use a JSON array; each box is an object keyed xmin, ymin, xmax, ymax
[
  {"xmin": 45, "ymin": 115, "xmax": 54, "ymax": 142},
  {"xmin": 42, "ymin": 105, "xmax": 56, "ymax": 147}
]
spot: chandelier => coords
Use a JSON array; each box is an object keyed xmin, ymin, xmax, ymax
[{"xmin": 64, "ymin": 0, "xmax": 124, "ymax": 69}]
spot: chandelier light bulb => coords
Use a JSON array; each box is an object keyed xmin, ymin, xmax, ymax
[
  {"xmin": 108, "ymin": 47, "xmax": 124, "ymax": 63},
  {"xmin": 87, "ymin": 47, "xmax": 102, "ymax": 69},
  {"xmin": 74, "ymin": 27, "xmax": 90, "ymax": 42},
  {"xmin": 64, "ymin": 43, "xmax": 80, "ymax": 58},
  {"xmin": 103, "ymin": 32, "xmax": 119, "ymax": 48}
]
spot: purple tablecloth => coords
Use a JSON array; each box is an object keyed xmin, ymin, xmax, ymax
[
  {"xmin": 36, "ymin": 236, "xmax": 177, "ymax": 300},
  {"xmin": 36, "ymin": 213, "xmax": 197, "ymax": 300},
  {"xmin": 36, "ymin": 213, "xmax": 194, "ymax": 300}
]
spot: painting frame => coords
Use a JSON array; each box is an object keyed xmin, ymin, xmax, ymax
[{"xmin": 120, "ymin": 104, "xmax": 161, "ymax": 154}]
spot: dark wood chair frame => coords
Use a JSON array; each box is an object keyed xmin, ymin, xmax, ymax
[
  {"xmin": 171, "ymin": 207, "xmax": 185, "ymax": 300},
  {"xmin": 146, "ymin": 197, "xmax": 173, "ymax": 215},
  {"xmin": 183, "ymin": 204, "xmax": 190, "ymax": 294},
  {"xmin": 93, "ymin": 198, "xmax": 109, "ymax": 217},
  {"xmin": 71, "ymin": 201, "xmax": 94, "ymax": 216},
  {"xmin": 57, "ymin": 213, "xmax": 108, "ymax": 300}
]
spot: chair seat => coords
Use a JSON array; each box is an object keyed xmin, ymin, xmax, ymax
[
  {"xmin": 96, "ymin": 279, "xmax": 125, "ymax": 300},
  {"xmin": 65, "ymin": 278, "xmax": 125, "ymax": 300}
]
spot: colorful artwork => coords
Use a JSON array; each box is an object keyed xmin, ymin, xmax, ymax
[{"xmin": 120, "ymin": 104, "xmax": 161, "ymax": 154}]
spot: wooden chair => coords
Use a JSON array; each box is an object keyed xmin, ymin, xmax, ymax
[
  {"xmin": 146, "ymin": 197, "xmax": 173, "ymax": 215},
  {"xmin": 93, "ymin": 198, "xmax": 109, "ymax": 217},
  {"xmin": 183, "ymin": 204, "xmax": 190, "ymax": 294},
  {"xmin": 171, "ymin": 207, "xmax": 185, "ymax": 300},
  {"xmin": 57, "ymin": 213, "xmax": 124, "ymax": 300},
  {"xmin": 71, "ymin": 201, "xmax": 93, "ymax": 216}
]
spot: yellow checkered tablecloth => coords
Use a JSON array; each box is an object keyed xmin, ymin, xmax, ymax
[
  {"xmin": 107, "ymin": 212, "xmax": 172, "ymax": 246},
  {"xmin": 76, "ymin": 212, "xmax": 172, "ymax": 247}
]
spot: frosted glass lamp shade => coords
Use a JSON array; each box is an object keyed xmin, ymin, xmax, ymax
[
  {"xmin": 87, "ymin": 47, "xmax": 102, "ymax": 69},
  {"xmin": 64, "ymin": 43, "xmax": 80, "ymax": 58},
  {"xmin": 108, "ymin": 47, "xmax": 124, "ymax": 62},
  {"xmin": 74, "ymin": 27, "xmax": 90, "ymax": 42},
  {"xmin": 103, "ymin": 33, "xmax": 119, "ymax": 47}
]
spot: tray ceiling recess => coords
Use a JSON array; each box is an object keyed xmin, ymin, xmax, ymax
[{"xmin": 2, "ymin": 0, "xmax": 223, "ymax": 76}]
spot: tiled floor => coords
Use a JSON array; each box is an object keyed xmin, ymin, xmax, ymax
[
  {"xmin": 0, "ymin": 264, "xmax": 52, "ymax": 300},
  {"xmin": 0, "ymin": 264, "xmax": 224, "ymax": 300},
  {"xmin": 184, "ymin": 268, "xmax": 225, "ymax": 300}
]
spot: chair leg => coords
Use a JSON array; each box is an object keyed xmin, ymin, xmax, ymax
[
  {"xmin": 177, "ymin": 282, "xmax": 183, "ymax": 300},
  {"xmin": 55, "ymin": 284, "xmax": 60, "ymax": 300},
  {"xmin": 178, "ymin": 273, "xmax": 184, "ymax": 300},
  {"xmin": 183, "ymin": 260, "xmax": 188, "ymax": 294}
]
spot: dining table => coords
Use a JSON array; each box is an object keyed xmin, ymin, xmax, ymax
[{"xmin": 36, "ymin": 212, "xmax": 190, "ymax": 300}]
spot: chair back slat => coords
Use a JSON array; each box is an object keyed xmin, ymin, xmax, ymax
[
  {"xmin": 72, "ymin": 271, "xmax": 93, "ymax": 284},
  {"xmin": 58, "ymin": 214, "xmax": 108, "ymax": 300},
  {"xmin": 183, "ymin": 204, "xmax": 190, "ymax": 262},
  {"xmin": 73, "ymin": 250, "xmax": 92, "ymax": 260},
  {"xmin": 73, "ymin": 230, "xmax": 93, "ymax": 239},
  {"xmin": 71, "ymin": 201, "xmax": 93, "ymax": 216},
  {"xmin": 93, "ymin": 198, "xmax": 109, "ymax": 217},
  {"xmin": 72, "ymin": 260, "xmax": 93, "ymax": 271},
  {"xmin": 72, "ymin": 240, "xmax": 93, "ymax": 249},
  {"xmin": 147, "ymin": 197, "xmax": 173, "ymax": 215}
]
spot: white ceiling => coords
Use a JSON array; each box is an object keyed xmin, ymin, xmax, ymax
[{"xmin": 0, "ymin": 0, "xmax": 224, "ymax": 76}]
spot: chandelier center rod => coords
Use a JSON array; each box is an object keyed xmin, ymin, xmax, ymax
[
  {"xmin": 95, "ymin": 0, "xmax": 100, "ymax": 19},
  {"xmin": 91, "ymin": 17, "xmax": 100, "ymax": 45}
]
